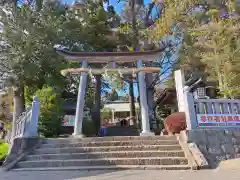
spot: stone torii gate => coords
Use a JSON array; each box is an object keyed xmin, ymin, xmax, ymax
[{"xmin": 57, "ymin": 49, "xmax": 162, "ymax": 137}]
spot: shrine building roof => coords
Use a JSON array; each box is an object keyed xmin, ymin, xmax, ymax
[{"xmin": 155, "ymin": 88, "xmax": 177, "ymax": 105}]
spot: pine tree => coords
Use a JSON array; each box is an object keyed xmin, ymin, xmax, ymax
[
  {"xmin": 153, "ymin": 0, "xmax": 240, "ymax": 98},
  {"xmin": 191, "ymin": 5, "xmax": 240, "ymax": 98}
]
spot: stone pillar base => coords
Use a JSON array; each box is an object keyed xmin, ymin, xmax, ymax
[
  {"xmin": 71, "ymin": 133, "xmax": 85, "ymax": 138},
  {"xmin": 140, "ymin": 131, "xmax": 155, "ymax": 136}
]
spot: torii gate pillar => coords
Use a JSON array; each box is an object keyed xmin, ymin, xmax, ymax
[
  {"xmin": 137, "ymin": 60, "xmax": 155, "ymax": 136},
  {"xmin": 73, "ymin": 60, "xmax": 88, "ymax": 137}
]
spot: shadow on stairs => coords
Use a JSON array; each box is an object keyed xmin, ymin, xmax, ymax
[{"xmin": 106, "ymin": 126, "xmax": 140, "ymax": 136}]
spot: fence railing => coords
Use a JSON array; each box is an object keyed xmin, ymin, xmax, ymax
[
  {"xmin": 174, "ymin": 69, "xmax": 240, "ymax": 130},
  {"xmin": 194, "ymin": 99, "xmax": 240, "ymax": 114},
  {"xmin": 184, "ymin": 91, "xmax": 240, "ymax": 130},
  {"xmin": 11, "ymin": 96, "xmax": 40, "ymax": 139}
]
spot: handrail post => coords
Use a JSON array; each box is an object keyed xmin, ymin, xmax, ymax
[
  {"xmin": 24, "ymin": 96, "xmax": 40, "ymax": 138},
  {"xmin": 174, "ymin": 69, "xmax": 186, "ymax": 112},
  {"xmin": 184, "ymin": 91, "xmax": 197, "ymax": 130},
  {"xmin": 174, "ymin": 69, "xmax": 197, "ymax": 130},
  {"xmin": 29, "ymin": 96, "xmax": 40, "ymax": 137}
]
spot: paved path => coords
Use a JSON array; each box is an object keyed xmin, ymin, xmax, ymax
[{"xmin": 1, "ymin": 170, "xmax": 240, "ymax": 180}]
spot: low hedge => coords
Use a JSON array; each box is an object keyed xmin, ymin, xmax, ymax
[{"xmin": 82, "ymin": 120, "xmax": 97, "ymax": 137}]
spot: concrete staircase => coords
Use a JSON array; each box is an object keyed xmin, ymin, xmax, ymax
[{"xmin": 12, "ymin": 136, "xmax": 191, "ymax": 171}]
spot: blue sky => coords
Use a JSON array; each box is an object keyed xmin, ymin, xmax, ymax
[
  {"xmin": 62, "ymin": 0, "xmax": 152, "ymax": 13},
  {"xmin": 62, "ymin": 0, "xmax": 152, "ymax": 4}
]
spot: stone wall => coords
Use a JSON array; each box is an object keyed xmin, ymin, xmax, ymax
[
  {"xmin": 186, "ymin": 129, "xmax": 240, "ymax": 168},
  {"xmin": 2, "ymin": 137, "xmax": 41, "ymax": 170}
]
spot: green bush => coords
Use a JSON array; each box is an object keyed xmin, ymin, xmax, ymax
[
  {"xmin": 36, "ymin": 87, "xmax": 63, "ymax": 137},
  {"xmin": 0, "ymin": 143, "xmax": 8, "ymax": 161},
  {"xmin": 82, "ymin": 120, "xmax": 97, "ymax": 137}
]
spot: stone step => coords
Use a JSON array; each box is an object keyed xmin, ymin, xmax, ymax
[
  {"xmin": 12, "ymin": 165, "xmax": 191, "ymax": 171},
  {"xmin": 24, "ymin": 151, "xmax": 185, "ymax": 161},
  {"xmin": 32, "ymin": 145, "xmax": 182, "ymax": 154},
  {"xmin": 43, "ymin": 136, "xmax": 177, "ymax": 144},
  {"xmin": 39, "ymin": 140, "xmax": 179, "ymax": 148},
  {"xmin": 16, "ymin": 157, "xmax": 188, "ymax": 168},
  {"xmin": 107, "ymin": 127, "xmax": 139, "ymax": 131}
]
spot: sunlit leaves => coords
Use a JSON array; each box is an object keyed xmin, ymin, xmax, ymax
[
  {"xmin": 152, "ymin": 0, "xmax": 201, "ymax": 40},
  {"xmin": 153, "ymin": 0, "xmax": 240, "ymax": 99}
]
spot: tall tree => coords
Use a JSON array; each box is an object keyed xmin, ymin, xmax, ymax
[
  {"xmin": 107, "ymin": 0, "xmax": 165, "ymax": 129},
  {"xmin": 152, "ymin": 0, "xmax": 240, "ymax": 99},
  {"xmin": 72, "ymin": 0, "xmax": 118, "ymax": 129},
  {"xmin": 192, "ymin": 5, "xmax": 240, "ymax": 98},
  {"xmin": 116, "ymin": 0, "xmax": 145, "ymax": 126},
  {"xmin": 0, "ymin": 0, "xmax": 117, "ymax": 133}
]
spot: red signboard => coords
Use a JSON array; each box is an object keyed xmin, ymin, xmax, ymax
[{"xmin": 197, "ymin": 114, "xmax": 240, "ymax": 127}]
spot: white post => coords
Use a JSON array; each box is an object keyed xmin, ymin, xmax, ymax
[
  {"xmin": 27, "ymin": 96, "xmax": 40, "ymax": 137},
  {"xmin": 136, "ymin": 107, "xmax": 139, "ymax": 124},
  {"xmin": 174, "ymin": 69, "xmax": 186, "ymax": 112},
  {"xmin": 174, "ymin": 69, "xmax": 197, "ymax": 130},
  {"xmin": 112, "ymin": 109, "xmax": 115, "ymax": 123},
  {"xmin": 111, "ymin": 61, "xmax": 116, "ymax": 124},
  {"xmin": 73, "ymin": 60, "xmax": 88, "ymax": 137},
  {"xmin": 111, "ymin": 61, "xmax": 116, "ymax": 68},
  {"xmin": 11, "ymin": 113, "xmax": 16, "ymax": 140},
  {"xmin": 137, "ymin": 60, "xmax": 154, "ymax": 136}
]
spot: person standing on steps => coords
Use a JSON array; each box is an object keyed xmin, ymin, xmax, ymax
[
  {"xmin": 99, "ymin": 119, "xmax": 111, "ymax": 137},
  {"xmin": 0, "ymin": 122, "xmax": 5, "ymax": 139}
]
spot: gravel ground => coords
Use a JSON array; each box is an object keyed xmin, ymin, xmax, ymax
[{"xmin": 0, "ymin": 169, "xmax": 240, "ymax": 180}]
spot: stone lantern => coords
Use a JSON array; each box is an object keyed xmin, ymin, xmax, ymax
[
  {"xmin": 192, "ymin": 82, "xmax": 207, "ymax": 99},
  {"xmin": 192, "ymin": 82, "xmax": 218, "ymax": 99}
]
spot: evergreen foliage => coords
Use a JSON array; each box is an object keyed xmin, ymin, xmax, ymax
[
  {"xmin": 35, "ymin": 86, "xmax": 63, "ymax": 137},
  {"xmin": 153, "ymin": 0, "xmax": 240, "ymax": 98}
]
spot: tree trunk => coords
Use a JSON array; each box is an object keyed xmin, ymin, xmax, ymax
[
  {"xmin": 131, "ymin": 0, "xmax": 138, "ymax": 49},
  {"xmin": 136, "ymin": 81, "xmax": 141, "ymax": 126},
  {"xmin": 92, "ymin": 75, "xmax": 101, "ymax": 134},
  {"xmin": 145, "ymin": 73, "xmax": 158, "ymax": 130},
  {"xmin": 12, "ymin": 85, "xmax": 25, "ymax": 138},
  {"xmin": 129, "ymin": 0, "xmax": 137, "ymax": 127},
  {"xmin": 129, "ymin": 80, "xmax": 136, "ymax": 126},
  {"xmin": 1, "ymin": 130, "xmax": 6, "ymax": 139},
  {"xmin": 217, "ymin": 71, "xmax": 226, "ymax": 98}
]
